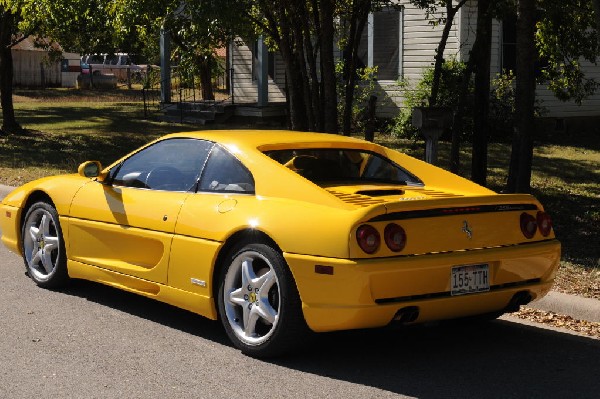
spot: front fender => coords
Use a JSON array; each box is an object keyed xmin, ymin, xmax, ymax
[{"xmin": 0, "ymin": 174, "xmax": 91, "ymax": 255}]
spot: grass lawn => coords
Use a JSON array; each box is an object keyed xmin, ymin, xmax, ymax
[
  {"xmin": 1, "ymin": 88, "xmax": 599, "ymax": 296},
  {"xmin": 0, "ymin": 89, "xmax": 253, "ymax": 183}
]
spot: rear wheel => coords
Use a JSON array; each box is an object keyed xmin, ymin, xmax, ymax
[
  {"xmin": 217, "ymin": 242, "xmax": 309, "ymax": 357},
  {"xmin": 21, "ymin": 202, "xmax": 68, "ymax": 288}
]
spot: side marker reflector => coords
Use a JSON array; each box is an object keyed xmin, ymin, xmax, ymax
[{"xmin": 315, "ymin": 265, "xmax": 334, "ymax": 275}]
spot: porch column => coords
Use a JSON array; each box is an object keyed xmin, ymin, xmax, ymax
[
  {"xmin": 160, "ymin": 27, "xmax": 171, "ymax": 104},
  {"xmin": 257, "ymin": 36, "xmax": 268, "ymax": 106}
]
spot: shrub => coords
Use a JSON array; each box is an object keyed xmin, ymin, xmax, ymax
[
  {"xmin": 336, "ymin": 61, "xmax": 379, "ymax": 133},
  {"xmin": 388, "ymin": 59, "xmax": 470, "ymax": 140},
  {"xmin": 489, "ymin": 70, "xmax": 547, "ymax": 141}
]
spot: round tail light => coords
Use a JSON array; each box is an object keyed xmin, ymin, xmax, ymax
[
  {"xmin": 536, "ymin": 211, "xmax": 553, "ymax": 237},
  {"xmin": 520, "ymin": 212, "xmax": 537, "ymax": 239},
  {"xmin": 384, "ymin": 223, "xmax": 407, "ymax": 252},
  {"xmin": 356, "ymin": 224, "xmax": 380, "ymax": 254}
]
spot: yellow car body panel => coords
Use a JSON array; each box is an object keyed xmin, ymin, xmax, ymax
[
  {"xmin": 0, "ymin": 204, "xmax": 21, "ymax": 253},
  {"xmin": 66, "ymin": 181, "xmax": 190, "ymax": 283},
  {"xmin": 0, "ymin": 130, "xmax": 561, "ymax": 334},
  {"xmin": 285, "ymin": 239, "xmax": 560, "ymax": 332},
  {"xmin": 0, "ymin": 174, "xmax": 90, "ymax": 254},
  {"xmin": 67, "ymin": 259, "xmax": 217, "ymax": 319},
  {"xmin": 174, "ymin": 193, "xmax": 358, "ymax": 257}
]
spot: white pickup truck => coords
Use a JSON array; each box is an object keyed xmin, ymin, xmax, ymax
[{"xmin": 80, "ymin": 54, "xmax": 147, "ymax": 82}]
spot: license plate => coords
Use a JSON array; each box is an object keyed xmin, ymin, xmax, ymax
[{"xmin": 451, "ymin": 264, "xmax": 490, "ymax": 296}]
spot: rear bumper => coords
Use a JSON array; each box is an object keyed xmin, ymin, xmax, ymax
[{"xmin": 285, "ymin": 240, "xmax": 560, "ymax": 332}]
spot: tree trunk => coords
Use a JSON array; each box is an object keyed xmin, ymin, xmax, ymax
[
  {"xmin": 507, "ymin": 0, "xmax": 536, "ymax": 193},
  {"xmin": 471, "ymin": 0, "xmax": 493, "ymax": 186},
  {"xmin": 319, "ymin": 0, "xmax": 338, "ymax": 133},
  {"xmin": 285, "ymin": 55, "xmax": 309, "ymax": 131},
  {"xmin": 429, "ymin": 0, "xmax": 467, "ymax": 173},
  {"xmin": 270, "ymin": 2, "xmax": 309, "ymax": 131},
  {"xmin": 296, "ymin": 1, "xmax": 321, "ymax": 131},
  {"xmin": 198, "ymin": 56, "xmax": 215, "ymax": 101},
  {"xmin": 342, "ymin": 0, "xmax": 370, "ymax": 136},
  {"xmin": 429, "ymin": 1, "xmax": 468, "ymax": 106},
  {"xmin": 0, "ymin": 10, "xmax": 20, "ymax": 134}
]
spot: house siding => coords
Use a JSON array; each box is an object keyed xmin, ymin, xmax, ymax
[
  {"xmin": 231, "ymin": 39, "xmax": 286, "ymax": 104},
  {"xmin": 402, "ymin": 2, "xmax": 461, "ymax": 84},
  {"xmin": 231, "ymin": 0, "xmax": 600, "ymax": 121},
  {"xmin": 373, "ymin": 1, "xmax": 464, "ymax": 117}
]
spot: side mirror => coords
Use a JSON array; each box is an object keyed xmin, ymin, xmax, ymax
[{"xmin": 78, "ymin": 161, "xmax": 104, "ymax": 179}]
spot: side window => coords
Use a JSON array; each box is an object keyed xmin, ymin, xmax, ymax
[
  {"xmin": 199, "ymin": 145, "xmax": 255, "ymax": 193},
  {"xmin": 362, "ymin": 155, "xmax": 415, "ymax": 183},
  {"xmin": 110, "ymin": 138, "xmax": 213, "ymax": 192}
]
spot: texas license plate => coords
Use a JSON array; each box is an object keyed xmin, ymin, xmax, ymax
[{"xmin": 451, "ymin": 264, "xmax": 490, "ymax": 296}]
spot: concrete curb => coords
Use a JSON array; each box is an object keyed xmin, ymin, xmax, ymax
[
  {"xmin": 0, "ymin": 184, "xmax": 14, "ymax": 198},
  {"xmin": 529, "ymin": 291, "xmax": 600, "ymax": 323},
  {"xmin": 1, "ymin": 184, "xmax": 599, "ymax": 324}
]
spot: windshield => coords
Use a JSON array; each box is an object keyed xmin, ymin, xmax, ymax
[{"xmin": 264, "ymin": 149, "xmax": 422, "ymax": 186}]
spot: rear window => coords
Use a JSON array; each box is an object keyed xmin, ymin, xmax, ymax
[{"xmin": 264, "ymin": 149, "xmax": 422, "ymax": 186}]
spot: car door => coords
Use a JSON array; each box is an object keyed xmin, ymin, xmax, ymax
[
  {"xmin": 168, "ymin": 144, "xmax": 256, "ymax": 295},
  {"xmin": 67, "ymin": 138, "xmax": 214, "ymax": 284}
]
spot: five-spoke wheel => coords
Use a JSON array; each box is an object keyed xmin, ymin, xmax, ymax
[
  {"xmin": 217, "ymin": 242, "xmax": 309, "ymax": 357},
  {"xmin": 21, "ymin": 202, "xmax": 68, "ymax": 288},
  {"xmin": 223, "ymin": 250, "xmax": 281, "ymax": 346}
]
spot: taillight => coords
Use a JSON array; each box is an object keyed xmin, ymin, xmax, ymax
[
  {"xmin": 384, "ymin": 223, "xmax": 407, "ymax": 252},
  {"xmin": 537, "ymin": 211, "xmax": 553, "ymax": 237},
  {"xmin": 356, "ymin": 224, "xmax": 380, "ymax": 254},
  {"xmin": 520, "ymin": 212, "xmax": 537, "ymax": 239}
]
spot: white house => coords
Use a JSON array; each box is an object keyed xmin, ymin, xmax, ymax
[{"xmin": 229, "ymin": 0, "xmax": 600, "ymax": 125}]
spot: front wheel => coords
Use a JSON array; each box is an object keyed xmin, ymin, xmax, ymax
[
  {"xmin": 21, "ymin": 202, "xmax": 68, "ymax": 288},
  {"xmin": 217, "ymin": 242, "xmax": 309, "ymax": 357}
]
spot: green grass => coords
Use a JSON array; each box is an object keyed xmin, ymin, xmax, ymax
[
  {"xmin": 1, "ymin": 88, "xmax": 598, "ymax": 273},
  {"xmin": 1, "ymin": 89, "xmax": 250, "ymax": 184}
]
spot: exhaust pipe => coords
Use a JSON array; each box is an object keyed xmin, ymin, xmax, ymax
[
  {"xmin": 505, "ymin": 291, "xmax": 533, "ymax": 313},
  {"xmin": 392, "ymin": 306, "xmax": 420, "ymax": 324}
]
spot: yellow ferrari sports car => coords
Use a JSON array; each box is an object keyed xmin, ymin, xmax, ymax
[{"xmin": 0, "ymin": 130, "xmax": 560, "ymax": 357}]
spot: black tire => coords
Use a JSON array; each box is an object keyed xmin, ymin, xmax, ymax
[
  {"xmin": 217, "ymin": 242, "xmax": 311, "ymax": 358},
  {"xmin": 20, "ymin": 202, "xmax": 69, "ymax": 288}
]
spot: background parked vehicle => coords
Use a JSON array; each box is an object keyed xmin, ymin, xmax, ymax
[{"xmin": 80, "ymin": 53, "xmax": 147, "ymax": 83}]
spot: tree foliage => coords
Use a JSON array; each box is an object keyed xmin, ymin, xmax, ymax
[
  {"xmin": 390, "ymin": 59, "xmax": 471, "ymax": 139},
  {"xmin": 537, "ymin": 0, "xmax": 600, "ymax": 104},
  {"xmin": 412, "ymin": 0, "xmax": 600, "ymax": 192},
  {"xmin": 110, "ymin": 0, "xmax": 251, "ymax": 100},
  {"xmin": 0, "ymin": 0, "xmax": 56, "ymax": 133},
  {"xmin": 246, "ymin": 0, "xmax": 340, "ymax": 132}
]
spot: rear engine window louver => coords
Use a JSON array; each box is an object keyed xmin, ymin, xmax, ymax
[{"xmin": 327, "ymin": 190, "xmax": 388, "ymax": 207}]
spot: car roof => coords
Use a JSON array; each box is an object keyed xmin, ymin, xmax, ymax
[{"xmin": 162, "ymin": 130, "xmax": 377, "ymax": 151}]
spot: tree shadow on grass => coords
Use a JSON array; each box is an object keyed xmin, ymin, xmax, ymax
[
  {"xmin": 1, "ymin": 102, "xmax": 206, "ymax": 171},
  {"xmin": 13, "ymin": 88, "xmax": 144, "ymax": 103},
  {"xmin": 0, "ymin": 129, "xmax": 158, "ymax": 170},
  {"xmin": 13, "ymin": 104, "xmax": 194, "ymax": 136}
]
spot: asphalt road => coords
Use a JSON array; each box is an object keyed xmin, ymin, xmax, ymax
[{"xmin": 1, "ymin": 214, "xmax": 599, "ymax": 397}]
